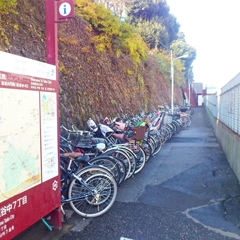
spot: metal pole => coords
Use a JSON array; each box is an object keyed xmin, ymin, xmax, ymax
[
  {"xmin": 170, "ymin": 52, "xmax": 188, "ymax": 112},
  {"xmin": 189, "ymin": 81, "xmax": 191, "ymax": 105},
  {"xmin": 171, "ymin": 50, "xmax": 174, "ymax": 113},
  {"xmin": 46, "ymin": 0, "xmax": 58, "ymax": 65},
  {"xmin": 46, "ymin": 0, "xmax": 62, "ymax": 231}
]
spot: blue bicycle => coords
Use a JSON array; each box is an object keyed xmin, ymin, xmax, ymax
[{"xmin": 60, "ymin": 152, "xmax": 117, "ymax": 218}]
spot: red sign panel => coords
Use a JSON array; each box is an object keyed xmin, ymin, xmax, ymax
[
  {"xmin": 0, "ymin": 51, "xmax": 60, "ymax": 239},
  {"xmin": 57, "ymin": 0, "xmax": 74, "ymax": 20}
]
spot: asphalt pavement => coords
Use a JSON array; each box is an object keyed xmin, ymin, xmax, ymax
[{"xmin": 15, "ymin": 107, "xmax": 240, "ymax": 240}]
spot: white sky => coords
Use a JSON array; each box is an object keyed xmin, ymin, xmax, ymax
[{"xmin": 166, "ymin": 0, "xmax": 240, "ymax": 88}]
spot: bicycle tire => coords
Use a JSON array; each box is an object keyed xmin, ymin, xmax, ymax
[
  {"xmin": 181, "ymin": 116, "xmax": 191, "ymax": 128},
  {"xmin": 134, "ymin": 147, "xmax": 146, "ymax": 174},
  {"xmin": 141, "ymin": 139, "xmax": 153, "ymax": 162},
  {"xmin": 88, "ymin": 156, "xmax": 121, "ymax": 185},
  {"xmin": 149, "ymin": 134, "xmax": 162, "ymax": 156},
  {"xmin": 108, "ymin": 156, "xmax": 127, "ymax": 185},
  {"xmin": 159, "ymin": 126, "xmax": 168, "ymax": 144},
  {"xmin": 104, "ymin": 148, "xmax": 132, "ymax": 180},
  {"xmin": 116, "ymin": 148, "xmax": 136, "ymax": 179},
  {"xmin": 99, "ymin": 152, "xmax": 127, "ymax": 185},
  {"xmin": 68, "ymin": 165, "xmax": 117, "ymax": 218},
  {"xmin": 116, "ymin": 147, "xmax": 137, "ymax": 178}
]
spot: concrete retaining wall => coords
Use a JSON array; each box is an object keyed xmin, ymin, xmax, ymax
[
  {"xmin": 205, "ymin": 106, "xmax": 240, "ymax": 182},
  {"xmin": 204, "ymin": 72, "xmax": 240, "ymax": 182}
]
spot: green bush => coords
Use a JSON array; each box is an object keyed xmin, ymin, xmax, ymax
[
  {"xmin": 75, "ymin": 0, "xmax": 147, "ymax": 63},
  {"xmin": 0, "ymin": 0, "xmax": 17, "ymax": 13}
]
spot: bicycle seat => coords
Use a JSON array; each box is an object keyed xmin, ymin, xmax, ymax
[
  {"xmin": 91, "ymin": 138, "xmax": 105, "ymax": 144},
  {"xmin": 61, "ymin": 152, "xmax": 90, "ymax": 164},
  {"xmin": 61, "ymin": 152, "xmax": 84, "ymax": 159},
  {"xmin": 180, "ymin": 107, "xmax": 188, "ymax": 112},
  {"xmin": 75, "ymin": 154, "xmax": 90, "ymax": 165}
]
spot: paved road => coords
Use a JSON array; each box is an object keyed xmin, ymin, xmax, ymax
[{"xmin": 15, "ymin": 107, "xmax": 240, "ymax": 240}]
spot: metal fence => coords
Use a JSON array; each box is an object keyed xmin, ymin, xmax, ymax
[{"xmin": 204, "ymin": 72, "xmax": 240, "ymax": 135}]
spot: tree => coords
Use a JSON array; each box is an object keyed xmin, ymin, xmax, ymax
[
  {"xmin": 0, "ymin": 0, "xmax": 17, "ymax": 13},
  {"xmin": 75, "ymin": 0, "xmax": 147, "ymax": 63},
  {"xmin": 134, "ymin": 19, "xmax": 168, "ymax": 50},
  {"xmin": 170, "ymin": 33, "xmax": 196, "ymax": 84},
  {"xmin": 0, "ymin": 0, "xmax": 18, "ymax": 48},
  {"xmin": 93, "ymin": 0, "xmax": 134, "ymax": 20},
  {"xmin": 127, "ymin": 0, "xmax": 180, "ymax": 47}
]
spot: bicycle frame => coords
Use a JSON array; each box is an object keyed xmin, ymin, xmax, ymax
[{"xmin": 61, "ymin": 171, "xmax": 95, "ymax": 204}]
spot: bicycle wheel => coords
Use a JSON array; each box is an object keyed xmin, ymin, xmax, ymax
[
  {"xmin": 108, "ymin": 156, "xmax": 127, "ymax": 185},
  {"xmin": 99, "ymin": 151, "xmax": 127, "ymax": 185},
  {"xmin": 149, "ymin": 134, "xmax": 162, "ymax": 156},
  {"xmin": 116, "ymin": 146, "xmax": 137, "ymax": 178},
  {"xmin": 105, "ymin": 148, "xmax": 132, "ymax": 180},
  {"xmin": 173, "ymin": 119, "xmax": 182, "ymax": 133},
  {"xmin": 166, "ymin": 124, "xmax": 173, "ymax": 139},
  {"xmin": 170, "ymin": 121, "xmax": 178, "ymax": 135},
  {"xmin": 68, "ymin": 165, "xmax": 117, "ymax": 218},
  {"xmin": 88, "ymin": 156, "xmax": 121, "ymax": 185},
  {"xmin": 141, "ymin": 139, "xmax": 153, "ymax": 162},
  {"xmin": 181, "ymin": 116, "xmax": 191, "ymax": 128},
  {"xmin": 133, "ymin": 147, "xmax": 146, "ymax": 174},
  {"xmin": 159, "ymin": 126, "xmax": 168, "ymax": 144}
]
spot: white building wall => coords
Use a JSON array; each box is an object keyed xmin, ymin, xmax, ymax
[
  {"xmin": 204, "ymin": 72, "xmax": 240, "ymax": 135},
  {"xmin": 204, "ymin": 73, "xmax": 240, "ymax": 181}
]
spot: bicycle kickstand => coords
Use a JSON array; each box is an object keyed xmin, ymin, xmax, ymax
[{"xmin": 61, "ymin": 203, "xmax": 69, "ymax": 222}]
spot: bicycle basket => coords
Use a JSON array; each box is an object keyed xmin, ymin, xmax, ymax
[
  {"xmin": 163, "ymin": 115, "xmax": 172, "ymax": 125},
  {"xmin": 132, "ymin": 126, "xmax": 147, "ymax": 140}
]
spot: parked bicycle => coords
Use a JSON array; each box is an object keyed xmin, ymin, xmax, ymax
[{"xmin": 60, "ymin": 152, "xmax": 118, "ymax": 218}]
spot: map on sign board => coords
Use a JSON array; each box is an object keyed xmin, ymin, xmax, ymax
[
  {"xmin": 0, "ymin": 89, "xmax": 41, "ymax": 202},
  {"xmin": 40, "ymin": 92, "xmax": 58, "ymax": 182},
  {"xmin": 0, "ymin": 51, "xmax": 58, "ymax": 203}
]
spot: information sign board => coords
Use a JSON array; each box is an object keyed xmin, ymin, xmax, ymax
[
  {"xmin": 57, "ymin": 0, "xmax": 74, "ymax": 20},
  {"xmin": 0, "ymin": 51, "xmax": 60, "ymax": 239}
]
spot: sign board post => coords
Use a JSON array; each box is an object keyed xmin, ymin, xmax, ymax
[
  {"xmin": 0, "ymin": 1, "xmax": 75, "ymax": 237},
  {"xmin": 45, "ymin": 0, "xmax": 74, "ymax": 231},
  {"xmin": 0, "ymin": 51, "xmax": 60, "ymax": 239},
  {"xmin": 46, "ymin": 0, "xmax": 61, "ymax": 230}
]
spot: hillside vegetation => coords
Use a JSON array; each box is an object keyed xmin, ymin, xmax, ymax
[{"xmin": 0, "ymin": 0, "xmax": 196, "ymax": 128}]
